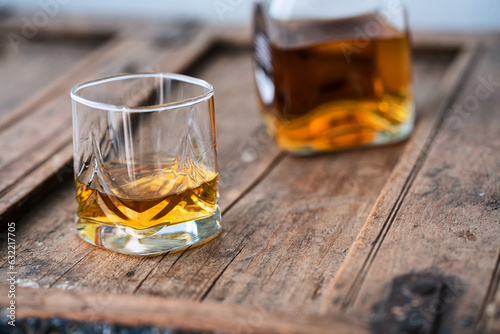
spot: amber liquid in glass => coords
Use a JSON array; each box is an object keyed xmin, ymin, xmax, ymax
[
  {"xmin": 76, "ymin": 162, "xmax": 218, "ymax": 232},
  {"xmin": 258, "ymin": 17, "xmax": 413, "ymax": 152}
]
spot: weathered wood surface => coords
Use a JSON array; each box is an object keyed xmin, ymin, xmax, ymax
[{"xmin": 0, "ymin": 17, "xmax": 499, "ymax": 334}]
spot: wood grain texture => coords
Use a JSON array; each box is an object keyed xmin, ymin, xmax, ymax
[
  {"xmin": 322, "ymin": 43, "xmax": 500, "ymax": 333},
  {"xmin": 0, "ymin": 285, "xmax": 368, "ymax": 334},
  {"xmin": 1, "ymin": 25, "xmax": 497, "ymax": 334}
]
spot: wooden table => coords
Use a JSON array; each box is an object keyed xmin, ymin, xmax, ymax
[{"xmin": 0, "ymin": 17, "xmax": 499, "ymax": 333}]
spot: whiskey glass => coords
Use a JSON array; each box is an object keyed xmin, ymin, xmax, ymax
[
  {"xmin": 71, "ymin": 73, "xmax": 221, "ymax": 255},
  {"xmin": 253, "ymin": 0, "xmax": 414, "ymax": 154}
]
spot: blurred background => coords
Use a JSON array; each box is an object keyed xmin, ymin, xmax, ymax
[{"xmin": 3, "ymin": 0, "xmax": 500, "ymax": 32}]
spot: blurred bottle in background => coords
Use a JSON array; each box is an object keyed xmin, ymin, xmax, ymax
[{"xmin": 253, "ymin": 0, "xmax": 414, "ymax": 154}]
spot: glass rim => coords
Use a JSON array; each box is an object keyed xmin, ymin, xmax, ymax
[{"xmin": 70, "ymin": 72, "xmax": 214, "ymax": 112}]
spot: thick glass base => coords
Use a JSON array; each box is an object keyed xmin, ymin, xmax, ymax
[{"xmin": 76, "ymin": 207, "xmax": 222, "ymax": 256}]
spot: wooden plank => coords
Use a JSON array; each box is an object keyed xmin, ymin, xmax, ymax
[
  {"xmin": 0, "ymin": 285, "xmax": 368, "ymax": 334},
  {"xmin": 0, "ymin": 37, "xmax": 117, "ymax": 133},
  {"xmin": 0, "ymin": 20, "xmax": 201, "ymax": 132},
  {"xmin": 195, "ymin": 144, "xmax": 403, "ymax": 312},
  {"xmin": 322, "ymin": 42, "xmax": 500, "ymax": 333},
  {"xmin": 0, "ymin": 28, "xmax": 214, "ymax": 225}
]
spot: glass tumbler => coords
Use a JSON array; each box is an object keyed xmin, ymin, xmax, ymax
[
  {"xmin": 71, "ymin": 73, "xmax": 221, "ymax": 255},
  {"xmin": 253, "ymin": 0, "xmax": 414, "ymax": 154}
]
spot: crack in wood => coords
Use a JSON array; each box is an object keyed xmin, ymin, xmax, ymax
[
  {"xmin": 200, "ymin": 245, "xmax": 245, "ymax": 301},
  {"xmin": 132, "ymin": 252, "xmax": 173, "ymax": 294},
  {"xmin": 48, "ymin": 250, "xmax": 93, "ymax": 289}
]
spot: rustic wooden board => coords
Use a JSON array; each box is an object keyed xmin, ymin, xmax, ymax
[{"xmin": 0, "ymin": 17, "xmax": 499, "ymax": 333}]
